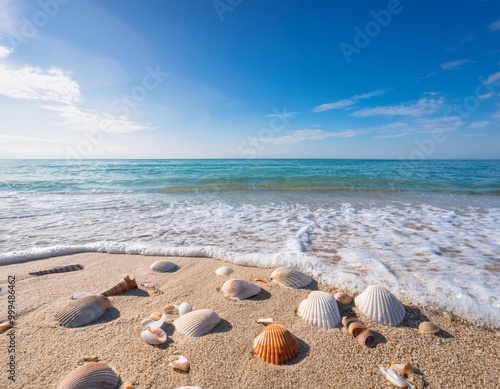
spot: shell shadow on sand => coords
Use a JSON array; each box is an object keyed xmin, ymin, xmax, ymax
[
  {"xmin": 208, "ymin": 318, "xmax": 233, "ymax": 335},
  {"xmin": 247, "ymin": 289, "xmax": 272, "ymax": 301},
  {"xmin": 285, "ymin": 336, "xmax": 310, "ymax": 365},
  {"xmin": 87, "ymin": 307, "xmax": 121, "ymax": 326},
  {"xmin": 121, "ymin": 288, "xmax": 150, "ymax": 297}
]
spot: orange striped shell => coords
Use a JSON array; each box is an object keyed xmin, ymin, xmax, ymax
[{"xmin": 253, "ymin": 323, "xmax": 300, "ymax": 365}]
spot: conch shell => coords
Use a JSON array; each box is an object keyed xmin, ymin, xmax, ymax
[{"xmin": 101, "ymin": 275, "xmax": 137, "ymax": 297}]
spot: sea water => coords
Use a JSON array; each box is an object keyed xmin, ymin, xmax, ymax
[{"xmin": 0, "ymin": 159, "xmax": 499, "ymax": 328}]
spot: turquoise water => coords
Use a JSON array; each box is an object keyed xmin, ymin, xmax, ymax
[{"xmin": 0, "ymin": 159, "xmax": 499, "ymax": 328}]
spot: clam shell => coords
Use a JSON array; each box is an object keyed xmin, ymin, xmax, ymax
[
  {"xmin": 56, "ymin": 295, "xmax": 111, "ymax": 328},
  {"xmin": 176, "ymin": 302, "xmax": 192, "ymax": 316},
  {"xmin": 173, "ymin": 309, "xmax": 221, "ymax": 337},
  {"xmin": 270, "ymin": 267, "xmax": 313, "ymax": 288},
  {"xmin": 56, "ymin": 362, "xmax": 119, "ymax": 389},
  {"xmin": 141, "ymin": 327, "xmax": 167, "ymax": 345},
  {"xmin": 297, "ymin": 291, "xmax": 341, "ymax": 329},
  {"xmin": 334, "ymin": 292, "xmax": 353, "ymax": 305},
  {"xmin": 355, "ymin": 285, "xmax": 405, "ymax": 326},
  {"xmin": 220, "ymin": 279, "xmax": 262, "ymax": 300},
  {"xmin": 418, "ymin": 321, "xmax": 440, "ymax": 335},
  {"xmin": 253, "ymin": 323, "xmax": 300, "ymax": 365},
  {"xmin": 150, "ymin": 260, "xmax": 177, "ymax": 272},
  {"xmin": 215, "ymin": 266, "xmax": 234, "ymax": 276}
]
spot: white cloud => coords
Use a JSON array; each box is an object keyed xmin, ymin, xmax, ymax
[
  {"xmin": 468, "ymin": 121, "xmax": 490, "ymax": 129},
  {"xmin": 374, "ymin": 132, "xmax": 410, "ymax": 140},
  {"xmin": 486, "ymin": 71, "xmax": 500, "ymax": 84},
  {"xmin": 0, "ymin": 64, "xmax": 81, "ymax": 104},
  {"xmin": 478, "ymin": 92, "xmax": 494, "ymax": 100},
  {"xmin": 265, "ymin": 110, "xmax": 297, "ymax": 119},
  {"xmin": 262, "ymin": 129, "xmax": 363, "ymax": 144},
  {"xmin": 0, "ymin": 45, "xmax": 13, "ymax": 58},
  {"xmin": 489, "ymin": 19, "xmax": 500, "ymax": 32},
  {"xmin": 0, "ymin": 134, "xmax": 63, "ymax": 144},
  {"xmin": 352, "ymin": 97, "xmax": 445, "ymax": 117},
  {"xmin": 492, "ymin": 109, "xmax": 500, "ymax": 120},
  {"xmin": 414, "ymin": 116, "xmax": 462, "ymax": 133},
  {"xmin": 42, "ymin": 104, "xmax": 153, "ymax": 134},
  {"xmin": 312, "ymin": 89, "xmax": 389, "ymax": 112},
  {"xmin": 440, "ymin": 59, "xmax": 473, "ymax": 71},
  {"xmin": 0, "ymin": 0, "xmax": 17, "ymax": 36}
]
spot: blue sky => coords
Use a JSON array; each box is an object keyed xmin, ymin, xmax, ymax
[{"xmin": 0, "ymin": 0, "xmax": 499, "ymax": 159}]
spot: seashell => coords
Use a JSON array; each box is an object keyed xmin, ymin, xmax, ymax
[
  {"xmin": 141, "ymin": 327, "xmax": 167, "ymax": 345},
  {"xmin": 342, "ymin": 316, "xmax": 360, "ymax": 328},
  {"xmin": 355, "ymin": 285, "xmax": 405, "ymax": 326},
  {"xmin": 101, "ymin": 275, "xmax": 137, "ymax": 297},
  {"xmin": 142, "ymin": 312, "xmax": 166, "ymax": 329},
  {"xmin": 169, "ymin": 355, "xmax": 190, "ymax": 372},
  {"xmin": 270, "ymin": 267, "xmax": 313, "ymax": 288},
  {"xmin": 356, "ymin": 329, "xmax": 374, "ymax": 346},
  {"xmin": 164, "ymin": 304, "xmax": 176, "ymax": 313},
  {"xmin": 56, "ymin": 362, "xmax": 119, "ymax": 389},
  {"xmin": 30, "ymin": 264, "xmax": 83, "ymax": 276},
  {"xmin": 297, "ymin": 291, "xmax": 341, "ymax": 329},
  {"xmin": 253, "ymin": 323, "xmax": 300, "ymax": 365},
  {"xmin": 150, "ymin": 260, "xmax": 177, "ymax": 272},
  {"xmin": 418, "ymin": 321, "xmax": 440, "ymax": 335},
  {"xmin": 334, "ymin": 292, "xmax": 353, "ymax": 305},
  {"xmin": 124, "ymin": 383, "xmax": 135, "ymax": 389},
  {"xmin": 173, "ymin": 309, "xmax": 221, "ymax": 337},
  {"xmin": 390, "ymin": 363, "xmax": 415, "ymax": 377},
  {"xmin": 71, "ymin": 291, "xmax": 92, "ymax": 300},
  {"xmin": 0, "ymin": 321, "xmax": 13, "ymax": 334},
  {"xmin": 143, "ymin": 282, "xmax": 163, "ymax": 294},
  {"xmin": 379, "ymin": 366, "xmax": 415, "ymax": 389},
  {"xmin": 176, "ymin": 302, "xmax": 192, "ymax": 316},
  {"xmin": 254, "ymin": 277, "xmax": 267, "ymax": 283},
  {"xmin": 256, "ymin": 318, "xmax": 274, "ymax": 325},
  {"xmin": 215, "ymin": 266, "xmax": 234, "ymax": 276},
  {"xmin": 220, "ymin": 279, "xmax": 262, "ymax": 300},
  {"xmin": 56, "ymin": 295, "xmax": 111, "ymax": 328},
  {"xmin": 348, "ymin": 321, "xmax": 368, "ymax": 337}
]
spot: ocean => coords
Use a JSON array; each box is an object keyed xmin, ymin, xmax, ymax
[{"xmin": 0, "ymin": 159, "xmax": 499, "ymax": 328}]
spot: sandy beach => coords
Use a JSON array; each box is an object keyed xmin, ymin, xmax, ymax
[{"xmin": 0, "ymin": 253, "xmax": 499, "ymax": 388}]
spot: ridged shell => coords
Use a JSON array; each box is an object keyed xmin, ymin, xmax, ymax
[
  {"xmin": 30, "ymin": 264, "xmax": 83, "ymax": 276},
  {"xmin": 56, "ymin": 295, "xmax": 111, "ymax": 328},
  {"xmin": 418, "ymin": 321, "xmax": 440, "ymax": 334},
  {"xmin": 220, "ymin": 279, "xmax": 262, "ymax": 300},
  {"xmin": 253, "ymin": 323, "xmax": 300, "ymax": 365},
  {"xmin": 56, "ymin": 362, "xmax": 119, "ymax": 389},
  {"xmin": 297, "ymin": 291, "xmax": 341, "ymax": 329},
  {"xmin": 150, "ymin": 260, "xmax": 177, "ymax": 272},
  {"xmin": 215, "ymin": 266, "xmax": 234, "ymax": 276},
  {"xmin": 355, "ymin": 285, "xmax": 405, "ymax": 326},
  {"xmin": 270, "ymin": 267, "xmax": 312, "ymax": 288},
  {"xmin": 173, "ymin": 309, "xmax": 221, "ymax": 337}
]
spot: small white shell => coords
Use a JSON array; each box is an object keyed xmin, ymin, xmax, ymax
[
  {"xmin": 142, "ymin": 313, "xmax": 166, "ymax": 330},
  {"xmin": 220, "ymin": 279, "xmax": 262, "ymax": 300},
  {"xmin": 173, "ymin": 309, "xmax": 221, "ymax": 337},
  {"xmin": 56, "ymin": 362, "xmax": 119, "ymax": 389},
  {"xmin": 298, "ymin": 291, "xmax": 341, "ymax": 329},
  {"xmin": 256, "ymin": 318, "xmax": 274, "ymax": 325},
  {"xmin": 215, "ymin": 266, "xmax": 234, "ymax": 276},
  {"xmin": 355, "ymin": 285, "xmax": 405, "ymax": 326},
  {"xmin": 141, "ymin": 312, "xmax": 163, "ymax": 328},
  {"xmin": 141, "ymin": 327, "xmax": 167, "ymax": 345},
  {"xmin": 270, "ymin": 267, "xmax": 313, "ymax": 288},
  {"xmin": 379, "ymin": 366, "xmax": 415, "ymax": 389},
  {"xmin": 71, "ymin": 291, "xmax": 92, "ymax": 300},
  {"xmin": 176, "ymin": 302, "xmax": 192, "ymax": 316},
  {"xmin": 150, "ymin": 260, "xmax": 177, "ymax": 272},
  {"xmin": 169, "ymin": 355, "xmax": 190, "ymax": 372}
]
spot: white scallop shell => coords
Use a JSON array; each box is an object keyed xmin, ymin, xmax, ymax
[
  {"xmin": 215, "ymin": 266, "xmax": 234, "ymax": 276},
  {"xmin": 270, "ymin": 267, "xmax": 313, "ymax": 288},
  {"xmin": 56, "ymin": 295, "xmax": 111, "ymax": 328},
  {"xmin": 173, "ymin": 309, "xmax": 221, "ymax": 337},
  {"xmin": 220, "ymin": 279, "xmax": 262, "ymax": 300},
  {"xmin": 297, "ymin": 291, "xmax": 341, "ymax": 329},
  {"xmin": 141, "ymin": 327, "xmax": 167, "ymax": 345},
  {"xmin": 56, "ymin": 362, "xmax": 119, "ymax": 389},
  {"xmin": 176, "ymin": 302, "xmax": 192, "ymax": 316},
  {"xmin": 355, "ymin": 285, "xmax": 405, "ymax": 326},
  {"xmin": 150, "ymin": 260, "xmax": 177, "ymax": 272}
]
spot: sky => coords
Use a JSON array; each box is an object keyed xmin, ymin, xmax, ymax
[{"xmin": 0, "ymin": 0, "xmax": 499, "ymax": 159}]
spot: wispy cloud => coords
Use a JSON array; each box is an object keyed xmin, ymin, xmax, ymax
[
  {"xmin": 0, "ymin": 63, "xmax": 81, "ymax": 104},
  {"xmin": 352, "ymin": 97, "xmax": 445, "ymax": 117},
  {"xmin": 0, "ymin": 45, "xmax": 13, "ymax": 58},
  {"xmin": 0, "ymin": 134, "xmax": 64, "ymax": 144},
  {"xmin": 42, "ymin": 104, "xmax": 153, "ymax": 134},
  {"xmin": 489, "ymin": 19, "xmax": 500, "ymax": 32},
  {"xmin": 265, "ymin": 110, "xmax": 297, "ymax": 119},
  {"xmin": 440, "ymin": 59, "xmax": 473, "ymax": 71},
  {"xmin": 312, "ymin": 89, "xmax": 389, "ymax": 112},
  {"xmin": 468, "ymin": 121, "xmax": 490, "ymax": 129},
  {"xmin": 262, "ymin": 129, "xmax": 363, "ymax": 144},
  {"xmin": 486, "ymin": 71, "xmax": 500, "ymax": 84},
  {"xmin": 0, "ymin": 0, "xmax": 18, "ymax": 36}
]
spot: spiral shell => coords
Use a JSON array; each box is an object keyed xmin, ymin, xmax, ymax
[
  {"xmin": 215, "ymin": 266, "xmax": 234, "ymax": 276},
  {"xmin": 173, "ymin": 309, "xmax": 221, "ymax": 337},
  {"xmin": 355, "ymin": 285, "xmax": 405, "ymax": 326},
  {"xmin": 101, "ymin": 275, "xmax": 137, "ymax": 297},
  {"xmin": 56, "ymin": 295, "xmax": 111, "ymax": 328},
  {"xmin": 30, "ymin": 264, "xmax": 83, "ymax": 276},
  {"xmin": 220, "ymin": 279, "xmax": 262, "ymax": 300},
  {"xmin": 297, "ymin": 291, "xmax": 341, "ymax": 329},
  {"xmin": 270, "ymin": 267, "xmax": 313, "ymax": 288},
  {"xmin": 56, "ymin": 362, "xmax": 119, "ymax": 389},
  {"xmin": 150, "ymin": 260, "xmax": 177, "ymax": 272},
  {"xmin": 253, "ymin": 323, "xmax": 300, "ymax": 365}
]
